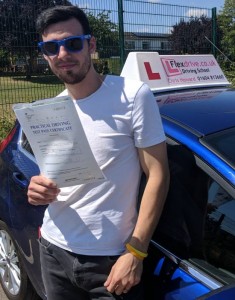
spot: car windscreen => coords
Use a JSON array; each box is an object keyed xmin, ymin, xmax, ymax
[{"xmin": 200, "ymin": 127, "xmax": 235, "ymax": 169}]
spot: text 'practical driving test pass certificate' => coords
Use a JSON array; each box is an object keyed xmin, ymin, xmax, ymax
[{"xmin": 13, "ymin": 96, "xmax": 105, "ymax": 188}]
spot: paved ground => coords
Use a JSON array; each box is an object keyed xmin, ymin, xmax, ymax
[{"xmin": 0, "ymin": 286, "xmax": 8, "ymax": 300}]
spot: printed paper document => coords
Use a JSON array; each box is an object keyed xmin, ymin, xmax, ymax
[{"xmin": 13, "ymin": 96, "xmax": 105, "ymax": 187}]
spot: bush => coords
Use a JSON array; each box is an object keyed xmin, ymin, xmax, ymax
[
  {"xmin": 93, "ymin": 59, "xmax": 110, "ymax": 74},
  {"xmin": 224, "ymin": 70, "xmax": 235, "ymax": 88},
  {"xmin": 0, "ymin": 116, "xmax": 15, "ymax": 142},
  {"xmin": 93, "ymin": 58, "xmax": 121, "ymax": 75}
]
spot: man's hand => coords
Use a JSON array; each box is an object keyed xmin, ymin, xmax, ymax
[
  {"xmin": 28, "ymin": 175, "xmax": 60, "ymax": 206},
  {"xmin": 104, "ymin": 252, "xmax": 143, "ymax": 295}
]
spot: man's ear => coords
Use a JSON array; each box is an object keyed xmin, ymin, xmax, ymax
[
  {"xmin": 88, "ymin": 36, "xmax": 96, "ymax": 54},
  {"xmin": 43, "ymin": 54, "xmax": 49, "ymax": 62}
]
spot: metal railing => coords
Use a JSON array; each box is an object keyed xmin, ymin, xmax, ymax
[{"xmin": 0, "ymin": 0, "xmax": 216, "ymax": 119}]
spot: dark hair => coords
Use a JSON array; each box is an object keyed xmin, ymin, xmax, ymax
[{"xmin": 36, "ymin": 5, "xmax": 92, "ymax": 37}]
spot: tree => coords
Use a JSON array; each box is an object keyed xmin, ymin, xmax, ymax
[
  {"xmin": 0, "ymin": 0, "xmax": 72, "ymax": 76},
  {"xmin": 170, "ymin": 15, "xmax": 223, "ymax": 55},
  {"xmin": 0, "ymin": 49, "xmax": 10, "ymax": 71},
  {"xmin": 87, "ymin": 11, "xmax": 119, "ymax": 58},
  {"xmin": 0, "ymin": 2, "xmax": 119, "ymax": 76},
  {"xmin": 218, "ymin": 0, "xmax": 235, "ymax": 63}
]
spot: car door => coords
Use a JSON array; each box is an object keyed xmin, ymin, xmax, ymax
[
  {"xmin": 142, "ymin": 143, "xmax": 235, "ymax": 300},
  {"xmin": 5, "ymin": 129, "xmax": 46, "ymax": 299}
]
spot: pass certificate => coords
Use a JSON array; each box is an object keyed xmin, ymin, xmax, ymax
[{"xmin": 13, "ymin": 96, "xmax": 105, "ymax": 188}]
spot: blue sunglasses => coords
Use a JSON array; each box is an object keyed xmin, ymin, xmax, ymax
[{"xmin": 38, "ymin": 34, "xmax": 91, "ymax": 56}]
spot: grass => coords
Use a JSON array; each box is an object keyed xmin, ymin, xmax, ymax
[
  {"xmin": 0, "ymin": 75, "xmax": 65, "ymax": 104},
  {"xmin": 0, "ymin": 75, "xmax": 65, "ymax": 142},
  {"xmin": 1, "ymin": 68, "xmax": 235, "ymax": 143}
]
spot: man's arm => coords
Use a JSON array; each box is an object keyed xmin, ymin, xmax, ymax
[
  {"xmin": 130, "ymin": 141, "xmax": 170, "ymax": 251},
  {"xmin": 104, "ymin": 141, "xmax": 170, "ymax": 295}
]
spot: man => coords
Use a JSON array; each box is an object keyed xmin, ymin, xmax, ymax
[{"xmin": 28, "ymin": 5, "xmax": 169, "ymax": 300}]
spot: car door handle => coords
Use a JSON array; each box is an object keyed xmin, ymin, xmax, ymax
[{"xmin": 13, "ymin": 172, "xmax": 28, "ymax": 188}]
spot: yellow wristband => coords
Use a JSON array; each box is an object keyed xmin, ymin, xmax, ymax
[
  {"xmin": 126, "ymin": 246, "xmax": 144, "ymax": 260},
  {"xmin": 126, "ymin": 243, "xmax": 148, "ymax": 260}
]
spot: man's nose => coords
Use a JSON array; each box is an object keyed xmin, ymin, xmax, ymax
[{"xmin": 57, "ymin": 45, "xmax": 70, "ymax": 58}]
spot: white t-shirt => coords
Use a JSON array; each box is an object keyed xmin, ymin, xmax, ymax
[{"xmin": 41, "ymin": 75, "xmax": 166, "ymax": 256}]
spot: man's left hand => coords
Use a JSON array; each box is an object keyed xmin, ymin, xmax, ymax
[{"xmin": 104, "ymin": 252, "xmax": 143, "ymax": 295}]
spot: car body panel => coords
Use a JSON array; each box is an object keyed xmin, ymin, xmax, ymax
[
  {"xmin": 0, "ymin": 124, "xmax": 46, "ymax": 299},
  {"xmin": 152, "ymin": 86, "xmax": 235, "ymax": 299},
  {"xmin": 156, "ymin": 88, "xmax": 235, "ymax": 188},
  {"xmin": 198, "ymin": 285, "xmax": 235, "ymax": 300},
  {"xmin": 158, "ymin": 88, "xmax": 235, "ymax": 136}
]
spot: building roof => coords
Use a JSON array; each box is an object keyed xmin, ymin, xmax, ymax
[{"xmin": 125, "ymin": 32, "xmax": 170, "ymax": 39}]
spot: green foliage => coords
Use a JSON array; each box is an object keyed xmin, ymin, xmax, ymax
[
  {"xmin": 0, "ymin": 0, "xmax": 72, "ymax": 76},
  {"xmin": 0, "ymin": 115, "xmax": 15, "ymax": 141},
  {"xmin": 0, "ymin": 2, "xmax": 119, "ymax": 77},
  {"xmin": 0, "ymin": 49, "xmax": 9, "ymax": 69},
  {"xmin": 170, "ymin": 16, "xmax": 223, "ymax": 54},
  {"xmin": 0, "ymin": 0, "xmax": 71, "ymax": 51},
  {"xmin": 93, "ymin": 58, "xmax": 121, "ymax": 75},
  {"xmin": 107, "ymin": 57, "xmax": 121, "ymax": 75},
  {"xmin": 87, "ymin": 11, "xmax": 119, "ymax": 58},
  {"xmin": 93, "ymin": 59, "xmax": 110, "ymax": 74},
  {"xmin": 224, "ymin": 69, "xmax": 235, "ymax": 87},
  {"xmin": 218, "ymin": 0, "xmax": 235, "ymax": 62}
]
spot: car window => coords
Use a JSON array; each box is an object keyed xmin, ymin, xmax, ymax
[
  {"xmin": 152, "ymin": 144, "xmax": 235, "ymax": 285},
  {"xmin": 201, "ymin": 181, "xmax": 235, "ymax": 280},
  {"xmin": 201, "ymin": 127, "xmax": 235, "ymax": 169},
  {"xmin": 21, "ymin": 132, "xmax": 34, "ymax": 156}
]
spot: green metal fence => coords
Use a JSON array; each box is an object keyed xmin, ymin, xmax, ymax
[{"xmin": 0, "ymin": 0, "xmax": 216, "ymax": 120}]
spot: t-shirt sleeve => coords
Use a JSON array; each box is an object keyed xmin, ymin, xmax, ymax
[{"xmin": 132, "ymin": 83, "xmax": 166, "ymax": 148}]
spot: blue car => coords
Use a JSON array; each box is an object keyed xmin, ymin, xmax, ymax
[{"xmin": 0, "ymin": 53, "xmax": 235, "ymax": 300}]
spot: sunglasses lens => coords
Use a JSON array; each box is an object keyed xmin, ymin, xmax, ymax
[
  {"xmin": 39, "ymin": 36, "xmax": 88, "ymax": 56},
  {"xmin": 65, "ymin": 37, "xmax": 83, "ymax": 52},
  {"xmin": 42, "ymin": 42, "xmax": 58, "ymax": 55}
]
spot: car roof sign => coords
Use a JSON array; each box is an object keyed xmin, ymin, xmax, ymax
[{"xmin": 121, "ymin": 52, "xmax": 230, "ymax": 92}]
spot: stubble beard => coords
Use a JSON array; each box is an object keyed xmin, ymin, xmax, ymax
[{"xmin": 52, "ymin": 55, "xmax": 92, "ymax": 85}]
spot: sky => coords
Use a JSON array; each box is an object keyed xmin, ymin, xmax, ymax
[
  {"xmin": 77, "ymin": 0, "xmax": 225, "ymax": 11},
  {"xmin": 76, "ymin": 0, "xmax": 225, "ymax": 34},
  {"xmin": 156, "ymin": 0, "xmax": 225, "ymax": 11},
  {"xmin": 77, "ymin": 1, "xmax": 225, "ymax": 17}
]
